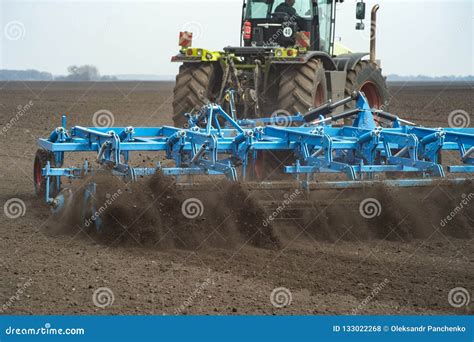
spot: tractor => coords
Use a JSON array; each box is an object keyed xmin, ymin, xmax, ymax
[{"xmin": 171, "ymin": 0, "xmax": 390, "ymax": 127}]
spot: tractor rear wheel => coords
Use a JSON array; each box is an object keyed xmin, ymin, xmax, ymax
[
  {"xmin": 255, "ymin": 59, "xmax": 327, "ymax": 180},
  {"xmin": 345, "ymin": 60, "xmax": 389, "ymax": 110},
  {"xmin": 277, "ymin": 58, "xmax": 328, "ymax": 115},
  {"xmin": 172, "ymin": 62, "xmax": 221, "ymax": 127}
]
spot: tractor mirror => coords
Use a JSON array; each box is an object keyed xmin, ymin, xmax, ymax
[{"xmin": 356, "ymin": 2, "xmax": 366, "ymax": 20}]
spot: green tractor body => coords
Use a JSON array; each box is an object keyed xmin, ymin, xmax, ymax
[{"xmin": 171, "ymin": 0, "xmax": 389, "ymax": 126}]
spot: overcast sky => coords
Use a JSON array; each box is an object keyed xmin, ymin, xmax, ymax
[{"xmin": 0, "ymin": 0, "xmax": 472, "ymax": 76}]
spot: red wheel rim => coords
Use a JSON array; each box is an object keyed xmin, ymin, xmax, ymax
[
  {"xmin": 314, "ymin": 83, "xmax": 325, "ymax": 107},
  {"xmin": 253, "ymin": 152, "xmax": 265, "ymax": 180},
  {"xmin": 360, "ymin": 81, "xmax": 382, "ymax": 109},
  {"xmin": 34, "ymin": 159, "xmax": 42, "ymax": 187}
]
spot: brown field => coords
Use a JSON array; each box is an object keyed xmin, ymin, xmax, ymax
[{"xmin": 0, "ymin": 81, "xmax": 472, "ymax": 315}]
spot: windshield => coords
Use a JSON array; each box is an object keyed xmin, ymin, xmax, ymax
[
  {"xmin": 318, "ymin": 0, "xmax": 332, "ymax": 53},
  {"xmin": 245, "ymin": 0, "xmax": 313, "ymax": 19}
]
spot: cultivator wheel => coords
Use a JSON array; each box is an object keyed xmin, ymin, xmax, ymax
[
  {"xmin": 172, "ymin": 62, "xmax": 221, "ymax": 127},
  {"xmin": 277, "ymin": 58, "xmax": 328, "ymax": 114},
  {"xmin": 33, "ymin": 148, "xmax": 59, "ymax": 199},
  {"xmin": 345, "ymin": 60, "xmax": 389, "ymax": 110}
]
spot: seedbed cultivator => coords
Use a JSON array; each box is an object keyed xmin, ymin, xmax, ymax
[{"xmin": 35, "ymin": 92, "xmax": 474, "ymax": 223}]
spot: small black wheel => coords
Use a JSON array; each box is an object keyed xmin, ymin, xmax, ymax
[{"xmin": 34, "ymin": 149, "xmax": 59, "ymax": 199}]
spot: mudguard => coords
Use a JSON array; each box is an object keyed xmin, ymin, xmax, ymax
[
  {"xmin": 270, "ymin": 51, "xmax": 337, "ymax": 70},
  {"xmin": 333, "ymin": 53, "xmax": 369, "ymax": 71}
]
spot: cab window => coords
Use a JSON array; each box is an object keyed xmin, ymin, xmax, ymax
[{"xmin": 246, "ymin": 0, "xmax": 313, "ymax": 19}]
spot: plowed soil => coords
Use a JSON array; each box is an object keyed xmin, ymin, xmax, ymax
[{"xmin": 0, "ymin": 81, "xmax": 472, "ymax": 315}]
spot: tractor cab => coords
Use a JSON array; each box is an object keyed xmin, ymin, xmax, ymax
[{"xmin": 242, "ymin": 0, "xmax": 334, "ymax": 54}]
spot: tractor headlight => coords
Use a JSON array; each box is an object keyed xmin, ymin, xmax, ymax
[
  {"xmin": 275, "ymin": 49, "xmax": 283, "ymax": 57},
  {"xmin": 197, "ymin": 49, "xmax": 203, "ymax": 56}
]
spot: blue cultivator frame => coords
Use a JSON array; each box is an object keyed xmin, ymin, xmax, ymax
[{"xmin": 36, "ymin": 92, "xmax": 473, "ymax": 208}]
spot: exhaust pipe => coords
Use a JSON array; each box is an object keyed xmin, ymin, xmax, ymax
[{"xmin": 370, "ymin": 4, "xmax": 380, "ymax": 64}]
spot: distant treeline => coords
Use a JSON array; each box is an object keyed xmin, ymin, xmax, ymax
[
  {"xmin": 387, "ymin": 74, "xmax": 474, "ymax": 82},
  {"xmin": 0, "ymin": 69, "xmax": 53, "ymax": 81},
  {"xmin": 1, "ymin": 68, "xmax": 472, "ymax": 82},
  {"xmin": 0, "ymin": 65, "xmax": 117, "ymax": 81}
]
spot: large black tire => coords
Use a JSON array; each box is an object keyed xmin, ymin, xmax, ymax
[
  {"xmin": 253, "ymin": 59, "xmax": 327, "ymax": 181},
  {"xmin": 345, "ymin": 60, "xmax": 390, "ymax": 110},
  {"xmin": 172, "ymin": 63, "xmax": 221, "ymax": 127},
  {"xmin": 277, "ymin": 58, "xmax": 328, "ymax": 114},
  {"xmin": 34, "ymin": 149, "xmax": 59, "ymax": 199}
]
